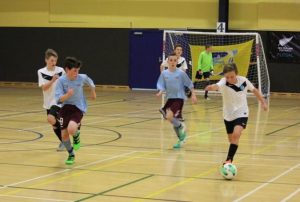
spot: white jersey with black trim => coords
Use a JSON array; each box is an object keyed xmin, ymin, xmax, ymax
[
  {"xmin": 161, "ymin": 56, "xmax": 188, "ymax": 71},
  {"xmin": 217, "ymin": 76, "xmax": 255, "ymax": 121},
  {"xmin": 38, "ymin": 66, "xmax": 65, "ymax": 109}
]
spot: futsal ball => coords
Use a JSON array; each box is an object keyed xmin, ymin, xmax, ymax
[{"xmin": 220, "ymin": 163, "xmax": 237, "ymax": 180}]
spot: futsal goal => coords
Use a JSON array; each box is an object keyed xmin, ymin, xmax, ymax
[{"xmin": 163, "ymin": 30, "xmax": 270, "ymax": 97}]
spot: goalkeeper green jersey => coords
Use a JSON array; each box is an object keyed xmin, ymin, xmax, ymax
[{"xmin": 197, "ymin": 51, "xmax": 213, "ymax": 72}]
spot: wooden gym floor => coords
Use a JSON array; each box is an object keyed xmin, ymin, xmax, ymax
[{"xmin": 0, "ymin": 87, "xmax": 299, "ymax": 202}]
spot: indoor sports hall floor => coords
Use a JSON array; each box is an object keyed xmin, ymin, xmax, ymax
[{"xmin": 0, "ymin": 86, "xmax": 299, "ymax": 202}]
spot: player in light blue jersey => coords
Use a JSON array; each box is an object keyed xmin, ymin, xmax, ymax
[
  {"xmin": 156, "ymin": 53, "xmax": 197, "ymax": 148},
  {"xmin": 55, "ymin": 57, "xmax": 96, "ymax": 165}
]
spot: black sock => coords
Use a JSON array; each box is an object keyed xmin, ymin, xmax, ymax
[
  {"xmin": 226, "ymin": 144, "xmax": 238, "ymax": 162},
  {"xmin": 53, "ymin": 121, "xmax": 62, "ymax": 142},
  {"xmin": 205, "ymin": 91, "xmax": 208, "ymax": 98}
]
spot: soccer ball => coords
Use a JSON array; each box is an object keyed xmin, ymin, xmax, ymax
[{"xmin": 220, "ymin": 163, "xmax": 237, "ymax": 180}]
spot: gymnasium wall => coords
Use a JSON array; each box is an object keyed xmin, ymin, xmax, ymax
[
  {"xmin": 0, "ymin": 28, "xmax": 129, "ymax": 85},
  {"xmin": 0, "ymin": 0, "xmax": 300, "ymax": 31},
  {"xmin": 0, "ymin": 0, "xmax": 300, "ymax": 92}
]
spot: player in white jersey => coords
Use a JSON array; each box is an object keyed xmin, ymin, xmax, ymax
[
  {"xmin": 160, "ymin": 44, "xmax": 188, "ymax": 72},
  {"xmin": 205, "ymin": 63, "xmax": 268, "ymax": 164},
  {"xmin": 37, "ymin": 49, "xmax": 65, "ymax": 151}
]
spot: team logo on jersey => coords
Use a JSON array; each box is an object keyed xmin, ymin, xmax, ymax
[
  {"xmin": 41, "ymin": 72, "xmax": 63, "ymax": 81},
  {"xmin": 226, "ymin": 81, "xmax": 247, "ymax": 92}
]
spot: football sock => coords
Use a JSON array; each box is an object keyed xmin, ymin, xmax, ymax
[
  {"xmin": 63, "ymin": 139, "xmax": 74, "ymax": 156},
  {"xmin": 226, "ymin": 144, "xmax": 238, "ymax": 162},
  {"xmin": 53, "ymin": 121, "xmax": 62, "ymax": 142}
]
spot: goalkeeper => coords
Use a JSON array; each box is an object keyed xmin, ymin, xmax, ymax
[{"xmin": 196, "ymin": 45, "xmax": 214, "ymax": 100}]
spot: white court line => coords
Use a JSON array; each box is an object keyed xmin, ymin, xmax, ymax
[
  {"xmin": 134, "ymin": 157, "xmax": 296, "ymax": 169},
  {"xmin": 281, "ymin": 187, "xmax": 300, "ymax": 202},
  {"xmin": 233, "ymin": 163, "xmax": 300, "ymax": 202},
  {"xmin": 187, "ymin": 127, "xmax": 224, "ymax": 139},
  {"xmin": 0, "ymin": 150, "xmax": 137, "ymax": 190},
  {"xmin": 0, "ymin": 194, "xmax": 72, "ymax": 202}
]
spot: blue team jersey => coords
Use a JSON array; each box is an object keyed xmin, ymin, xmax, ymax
[
  {"xmin": 55, "ymin": 74, "xmax": 95, "ymax": 113},
  {"xmin": 157, "ymin": 69, "xmax": 193, "ymax": 100}
]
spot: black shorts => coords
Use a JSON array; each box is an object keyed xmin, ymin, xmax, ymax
[
  {"xmin": 195, "ymin": 71, "xmax": 211, "ymax": 80},
  {"xmin": 162, "ymin": 99, "xmax": 184, "ymax": 119},
  {"xmin": 46, "ymin": 105, "xmax": 61, "ymax": 119},
  {"xmin": 58, "ymin": 105, "xmax": 83, "ymax": 130},
  {"xmin": 224, "ymin": 117, "xmax": 248, "ymax": 134}
]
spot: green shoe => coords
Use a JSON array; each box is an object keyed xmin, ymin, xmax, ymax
[
  {"xmin": 178, "ymin": 124, "xmax": 187, "ymax": 141},
  {"xmin": 65, "ymin": 155, "xmax": 75, "ymax": 165},
  {"xmin": 73, "ymin": 131, "xmax": 81, "ymax": 151},
  {"xmin": 173, "ymin": 140, "xmax": 183, "ymax": 149}
]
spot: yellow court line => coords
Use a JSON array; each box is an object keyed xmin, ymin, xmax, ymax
[
  {"xmin": 4, "ymin": 150, "xmax": 158, "ymax": 196},
  {"xmin": 134, "ymin": 134, "xmax": 300, "ymax": 202}
]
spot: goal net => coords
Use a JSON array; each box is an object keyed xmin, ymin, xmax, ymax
[{"xmin": 163, "ymin": 30, "xmax": 270, "ymax": 97}]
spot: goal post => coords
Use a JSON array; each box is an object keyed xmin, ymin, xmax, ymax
[{"xmin": 162, "ymin": 30, "xmax": 270, "ymax": 98}]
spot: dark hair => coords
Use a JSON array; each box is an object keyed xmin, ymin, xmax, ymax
[
  {"xmin": 45, "ymin": 49, "xmax": 58, "ymax": 59},
  {"xmin": 174, "ymin": 44, "xmax": 183, "ymax": 50},
  {"xmin": 205, "ymin": 45, "xmax": 212, "ymax": 50},
  {"xmin": 223, "ymin": 63, "xmax": 238, "ymax": 74},
  {"xmin": 64, "ymin": 57, "xmax": 82, "ymax": 69},
  {"xmin": 168, "ymin": 52, "xmax": 177, "ymax": 58}
]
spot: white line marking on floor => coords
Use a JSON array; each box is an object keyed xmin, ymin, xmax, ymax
[
  {"xmin": 233, "ymin": 163, "xmax": 300, "ymax": 202},
  {"xmin": 0, "ymin": 151, "xmax": 137, "ymax": 190}
]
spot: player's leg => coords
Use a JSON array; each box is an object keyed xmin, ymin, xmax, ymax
[
  {"xmin": 67, "ymin": 106, "xmax": 83, "ymax": 151},
  {"xmin": 59, "ymin": 106, "xmax": 75, "ymax": 164},
  {"xmin": 159, "ymin": 99, "xmax": 171, "ymax": 119},
  {"xmin": 68, "ymin": 120, "xmax": 81, "ymax": 151},
  {"xmin": 61, "ymin": 128, "xmax": 75, "ymax": 165},
  {"xmin": 203, "ymin": 72, "xmax": 211, "ymax": 100},
  {"xmin": 47, "ymin": 106, "xmax": 65, "ymax": 151},
  {"xmin": 224, "ymin": 118, "xmax": 247, "ymax": 163},
  {"xmin": 165, "ymin": 99, "xmax": 186, "ymax": 148}
]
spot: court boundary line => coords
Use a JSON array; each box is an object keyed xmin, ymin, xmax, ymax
[
  {"xmin": 75, "ymin": 174, "xmax": 154, "ymax": 202},
  {"xmin": 0, "ymin": 194, "xmax": 73, "ymax": 202},
  {"xmin": 0, "ymin": 150, "xmax": 137, "ymax": 191},
  {"xmin": 132, "ymin": 126, "xmax": 300, "ymax": 202},
  {"xmin": 233, "ymin": 163, "xmax": 300, "ymax": 202},
  {"xmin": 281, "ymin": 187, "xmax": 300, "ymax": 202}
]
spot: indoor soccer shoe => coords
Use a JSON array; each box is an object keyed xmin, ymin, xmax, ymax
[
  {"xmin": 73, "ymin": 131, "xmax": 81, "ymax": 151},
  {"xmin": 56, "ymin": 142, "xmax": 65, "ymax": 152},
  {"xmin": 173, "ymin": 140, "xmax": 182, "ymax": 149},
  {"xmin": 159, "ymin": 108, "xmax": 167, "ymax": 119},
  {"xmin": 65, "ymin": 155, "xmax": 75, "ymax": 165}
]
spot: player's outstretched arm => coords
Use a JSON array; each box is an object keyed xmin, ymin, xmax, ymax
[
  {"xmin": 90, "ymin": 87, "xmax": 96, "ymax": 100},
  {"xmin": 190, "ymin": 88, "xmax": 197, "ymax": 104},
  {"xmin": 156, "ymin": 90, "xmax": 163, "ymax": 97},
  {"xmin": 252, "ymin": 88, "xmax": 268, "ymax": 111},
  {"xmin": 205, "ymin": 84, "xmax": 219, "ymax": 91}
]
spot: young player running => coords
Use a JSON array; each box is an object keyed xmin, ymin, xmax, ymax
[
  {"xmin": 157, "ymin": 53, "xmax": 197, "ymax": 149},
  {"xmin": 55, "ymin": 57, "xmax": 96, "ymax": 164},
  {"xmin": 205, "ymin": 63, "xmax": 268, "ymax": 164},
  {"xmin": 160, "ymin": 44, "xmax": 190, "ymax": 121},
  {"xmin": 38, "ymin": 49, "xmax": 65, "ymax": 151}
]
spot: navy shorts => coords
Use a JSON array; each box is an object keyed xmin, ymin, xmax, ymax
[
  {"xmin": 224, "ymin": 117, "xmax": 248, "ymax": 134},
  {"xmin": 46, "ymin": 105, "xmax": 61, "ymax": 119}
]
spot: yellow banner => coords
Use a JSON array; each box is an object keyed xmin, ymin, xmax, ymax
[{"xmin": 190, "ymin": 40, "xmax": 254, "ymax": 81}]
